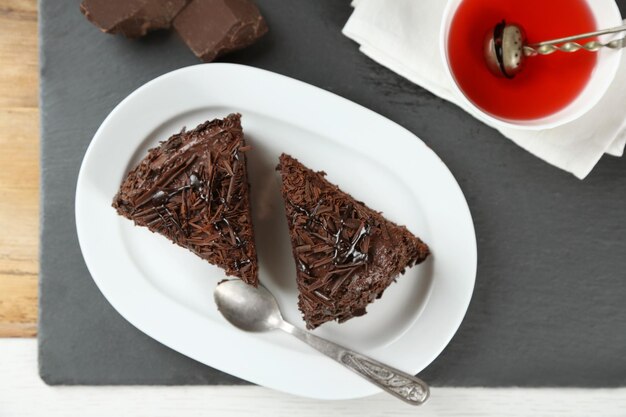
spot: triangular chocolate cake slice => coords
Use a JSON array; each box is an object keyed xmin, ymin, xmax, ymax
[
  {"xmin": 277, "ymin": 154, "xmax": 429, "ymax": 329},
  {"xmin": 113, "ymin": 114, "xmax": 258, "ymax": 285}
]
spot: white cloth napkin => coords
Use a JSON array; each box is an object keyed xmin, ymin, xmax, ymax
[{"xmin": 343, "ymin": 0, "xmax": 626, "ymax": 179}]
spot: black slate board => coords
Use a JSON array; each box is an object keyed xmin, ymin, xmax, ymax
[{"xmin": 40, "ymin": 0, "xmax": 626, "ymax": 386}]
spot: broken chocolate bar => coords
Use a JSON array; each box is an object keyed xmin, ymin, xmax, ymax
[
  {"xmin": 80, "ymin": 0, "xmax": 188, "ymax": 38},
  {"xmin": 173, "ymin": 0, "xmax": 268, "ymax": 62}
]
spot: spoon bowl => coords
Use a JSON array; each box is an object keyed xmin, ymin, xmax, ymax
[
  {"xmin": 483, "ymin": 20, "xmax": 527, "ymax": 78},
  {"xmin": 214, "ymin": 279, "xmax": 283, "ymax": 332}
]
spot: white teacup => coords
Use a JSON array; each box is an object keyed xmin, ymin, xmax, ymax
[{"xmin": 440, "ymin": 0, "xmax": 623, "ymax": 130}]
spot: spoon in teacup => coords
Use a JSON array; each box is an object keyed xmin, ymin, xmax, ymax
[
  {"xmin": 484, "ymin": 20, "xmax": 626, "ymax": 78},
  {"xmin": 214, "ymin": 279, "xmax": 430, "ymax": 405}
]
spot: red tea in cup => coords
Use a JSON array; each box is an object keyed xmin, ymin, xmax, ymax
[{"xmin": 447, "ymin": 0, "xmax": 598, "ymax": 121}]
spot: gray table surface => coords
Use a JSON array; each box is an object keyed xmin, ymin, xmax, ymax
[{"xmin": 39, "ymin": 0, "xmax": 626, "ymax": 386}]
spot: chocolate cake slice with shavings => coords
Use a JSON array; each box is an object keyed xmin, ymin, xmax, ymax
[
  {"xmin": 113, "ymin": 113, "xmax": 258, "ymax": 286},
  {"xmin": 277, "ymin": 154, "xmax": 430, "ymax": 329}
]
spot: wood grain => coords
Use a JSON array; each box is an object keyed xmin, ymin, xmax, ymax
[{"xmin": 0, "ymin": 0, "xmax": 39, "ymax": 337}]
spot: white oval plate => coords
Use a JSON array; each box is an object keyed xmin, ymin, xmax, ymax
[{"xmin": 76, "ymin": 63, "xmax": 476, "ymax": 400}]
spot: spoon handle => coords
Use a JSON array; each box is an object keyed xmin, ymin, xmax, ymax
[
  {"xmin": 524, "ymin": 37, "xmax": 626, "ymax": 56},
  {"xmin": 533, "ymin": 23, "xmax": 626, "ymax": 47},
  {"xmin": 279, "ymin": 321, "xmax": 429, "ymax": 405}
]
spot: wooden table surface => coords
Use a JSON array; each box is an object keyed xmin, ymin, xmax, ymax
[{"xmin": 0, "ymin": 0, "xmax": 39, "ymax": 338}]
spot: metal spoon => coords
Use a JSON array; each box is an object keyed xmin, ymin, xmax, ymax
[
  {"xmin": 214, "ymin": 279, "xmax": 430, "ymax": 405},
  {"xmin": 484, "ymin": 20, "xmax": 626, "ymax": 78}
]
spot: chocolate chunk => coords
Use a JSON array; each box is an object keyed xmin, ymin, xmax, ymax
[
  {"xmin": 173, "ymin": 0, "xmax": 268, "ymax": 62},
  {"xmin": 277, "ymin": 154, "xmax": 430, "ymax": 329},
  {"xmin": 80, "ymin": 0, "xmax": 188, "ymax": 38},
  {"xmin": 112, "ymin": 114, "xmax": 259, "ymax": 286}
]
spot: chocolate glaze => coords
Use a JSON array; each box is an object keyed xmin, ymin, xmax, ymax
[
  {"xmin": 277, "ymin": 154, "xmax": 430, "ymax": 329},
  {"xmin": 173, "ymin": 0, "xmax": 268, "ymax": 62},
  {"xmin": 113, "ymin": 114, "xmax": 258, "ymax": 286},
  {"xmin": 80, "ymin": 0, "xmax": 188, "ymax": 38}
]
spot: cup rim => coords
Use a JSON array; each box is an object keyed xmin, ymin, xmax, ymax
[{"xmin": 439, "ymin": 0, "xmax": 623, "ymax": 131}]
